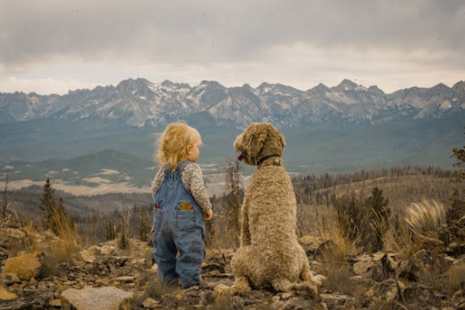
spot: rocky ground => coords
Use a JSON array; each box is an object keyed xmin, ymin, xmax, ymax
[{"xmin": 0, "ymin": 216, "xmax": 464, "ymax": 310}]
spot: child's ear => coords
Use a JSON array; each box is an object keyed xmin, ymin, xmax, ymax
[{"xmin": 186, "ymin": 145, "xmax": 192, "ymax": 154}]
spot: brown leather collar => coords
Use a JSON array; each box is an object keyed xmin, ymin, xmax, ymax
[{"xmin": 258, "ymin": 156, "xmax": 283, "ymax": 169}]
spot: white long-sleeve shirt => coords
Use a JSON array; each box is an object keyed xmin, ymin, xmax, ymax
[{"xmin": 151, "ymin": 162, "xmax": 212, "ymax": 213}]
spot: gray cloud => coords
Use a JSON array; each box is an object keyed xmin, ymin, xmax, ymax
[
  {"xmin": 0, "ymin": 0, "xmax": 464, "ymax": 94},
  {"xmin": 1, "ymin": 0, "xmax": 464, "ymax": 65}
]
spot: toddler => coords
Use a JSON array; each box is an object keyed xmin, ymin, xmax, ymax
[{"xmin": 151, "ymin": 123, "xmax": 213, "ymax": 288}]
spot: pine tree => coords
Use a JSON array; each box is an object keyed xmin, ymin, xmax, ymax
[
  {"xmin": 447, "ymin": 127, "xmax": 465, "ymax": 241},
  {"xmin": 334, "ymin": 191, "xmax": 361, "ymax": 241},
  {"xmin": 40, "ymin": 178, "xmax": 74, "ymax": 236},
  {"xmin": 365, "ymin": 186, "xmax": 390, "ymax": 252},
  {"xmin": 138, "ymin": 211, "xmax": 151, "ymax": 242},
  {"xmin": 40, "ymin": 177, "xmax": 57, "ymax": 232}
]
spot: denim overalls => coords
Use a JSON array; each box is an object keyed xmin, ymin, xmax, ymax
[{"xmin": 152, "ymin": 161, "xmax": 206, "ymax": 288}]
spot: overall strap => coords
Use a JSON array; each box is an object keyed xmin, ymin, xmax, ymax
[
  {"xmin": 162, "ymin": 161, "xmax": 191, "ymax": 177},
  {"xmin": 176, "ymin": 160, "xmax": 191, "ymax": 172}
]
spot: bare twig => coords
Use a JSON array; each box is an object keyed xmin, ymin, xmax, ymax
[{"xmin": 1, "ymin": 169, "xmax": 9, "ymax": 218}]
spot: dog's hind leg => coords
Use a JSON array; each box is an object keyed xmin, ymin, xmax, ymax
[
  {"xmin": 231, "ymin": 248, "xmax": 252, "ymax": 295},
  {"xmin": 271, "ymin": 278, "xmax": 293, "ymax": 292}
]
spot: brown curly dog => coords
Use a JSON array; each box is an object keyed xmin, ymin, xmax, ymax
[{"xmin": 230, "ymin": 122, "xmax": 318, "ymax": 297}]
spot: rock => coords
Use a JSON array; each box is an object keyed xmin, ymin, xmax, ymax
[
  {"xmin": 49, "ymin": 299, "xmax": 62, "ymax": 307},
  {"xmin": 229, "ymin": 296, "xmax": 245, "ymax": 310},
  {"xmin": 0, "ymin": 247, "xmax": 8, "ymax": 266},
  {"xmin": 349, "ymin": 275, "xmax": 374, "ymax": 287},
  {"xmin": 130, "ymin": 258, "xmax": 146, "ymax": 265},
  {"xmin": 372, "ymin": 253, "xmax": 397, "ymax": 281},
  {"xmin": 3, "ymin": 252, "xmax": 42, "ymax": 281},
  {"xmin": 319, "ymin": 293, "xmax": 349, "ymax": 308},
  {"xmin": 214, "ymin": 283, "xmax": 231, "ymax": 294},
  {"xmin": 398, "ymin": 250, "xmax": 438, "ymax": 282},
  {"xmin": 142, "ymin": 297, "xmax": 159, "ymax": 309},
  {"xmin": 363, "ymin": 278, "xmax": 399, "ymax": 306},
  {"xmin": 206, "ymin": 253, "xmax": 230, "ymax": 266},
  {"xmin": 447, "ymin": 242, "xmax": 465, "ymax": 258},
  {"xmin": 61, "ymin": 286, "xmax": 133, "ymax": 310},
  {"xmin": 314, "ymin": 239, "xmax": 335, "ymax": 258},
  {"xmin": 281, "ymin": 292, "xmax": 295, "ymax": 300},
  {"xmin": 202, "ymin": 262, "xmax": 226, "ymax": 274},
  {"xmin": 198, "ymin": 290, "xmax": 214, "ymax": 305},
  {"xmin": 353, "ymin": 254, "xmax": 375, "ymax": 275},
  {"xmin": 1, "ymin": 273, "xmax": 21, "ymax": 285},
  {"xmin": 99, "ymin": 245, "xmax": 117, "ymax": 256},
  {"xmin": 401, "ymin": 284, "xmax": 442, "ymax": 308},
  {"xmin": 116, "ymin": 276, "xmax": 135, "ymax": 283},
  {"xmin": 299, "ymin": 235, "xmax": 326, "ymax": 255},
  {"xmin": 0, "ymin": 285, "xmax": 18, "ymax": 300},
  {"xmin": 78, "ymin": 249, "xmax": 96, "ymax": 263},
  {"xmin": 0, "ymin": 293, "xmax": 44, "ymax": 310}
]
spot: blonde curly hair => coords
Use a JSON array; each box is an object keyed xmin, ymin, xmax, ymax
[{"xmin": 155, "ymin": 123, "xmax": 202, "ymax": 170}]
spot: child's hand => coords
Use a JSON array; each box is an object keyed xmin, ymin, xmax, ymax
[{"xmin": 204, "ymin": 209, "xmax": 213, "ymax": 221}]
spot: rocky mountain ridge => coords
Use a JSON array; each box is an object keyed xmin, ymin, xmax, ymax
[{"xmin": 1, "ymin": 78, "xmax": 464, "ymax": 128}]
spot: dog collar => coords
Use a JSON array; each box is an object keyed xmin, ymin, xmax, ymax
[{"xmin": 257, "ymin": 155, "xmax": 283, "ymax": 168}]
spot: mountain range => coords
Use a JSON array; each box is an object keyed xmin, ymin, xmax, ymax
[
  {"xmin": 1, "ymin": 78, "xmax": 464, "ymax": 128},
  {"xmin": 0, "ymin": 78, "xmax": 464, "ymax": 190}
]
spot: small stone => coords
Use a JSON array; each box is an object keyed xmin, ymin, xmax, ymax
[
  {"xmin": 142, "ymin": 297, "xmax": 159, "ymax": 309},
  {"xmin": 116, "ymin": 276, "xmax": 135, "ymax": 283},
  {"xmin": 78, "ymin": 250, "xmax": 96, "ymax": 263},
  {"xmin": 281, "ymin": 292, "xmax": 295, "ymax": 300},
  {"xmin": 0, "ymin": 285, "xmax": 18, "ymax": 300},
  {"xmin": 204, "ymin": 270, "xmax": 222, "ymax": 277},
  {"xmin": 353, "ymin": 255, "xmax": 375, "ymax": 275},
  {"xmin": 130, "ymin": 258, "xmax": 146, "ymax": 265},
  {"xmin": 320, "ymin": 293, "xmax": 349, "ymax": 308},
  {"xmin": 200, "ymin": 291, "xmax": 215, "ymax": 304},
  {"xmin": 49, "ymin": 299, "xmax": 62, "ymax": 307},
  {"xmin": 99, "ymin": 245, "xmax": 117, "ymax": 256},
  {"xmin": 214, "ymin": 283, "xmax": 230, "ymax": 294},
  {"xmin": 2, "ymin": 273, "xmax": 21, "ymax": 285}
]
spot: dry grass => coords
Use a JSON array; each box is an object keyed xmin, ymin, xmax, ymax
[
  {"xmin": 384, "ymin": 200, "xmax": 447, "ymax": 259},
  {"xmin": 405, "ymin": 200, "xmax": 446, "ymax": 238}
]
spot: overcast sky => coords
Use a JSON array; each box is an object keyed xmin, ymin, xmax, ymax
[{"xmin": 0, "ymin": 0, "xmax": 464, "ymax": 95}]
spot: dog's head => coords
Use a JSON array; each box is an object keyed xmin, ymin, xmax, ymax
[{"xmin": 234, "ymin": 123, "xmax": 286, "ymax": 166}]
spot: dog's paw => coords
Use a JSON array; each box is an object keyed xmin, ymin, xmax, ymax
[
  {"xmin": 230, "ymin": 277, "xmax": 252, "ymax": 295},
  {"xmin": 312, "ymin": 274, "xmax": 327, "ymax": 288},
  {"xmin": 230, "ymin": 284, "xmax": 252, "ymax": 295}
]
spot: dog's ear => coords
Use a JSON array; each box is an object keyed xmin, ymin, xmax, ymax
[
  {"xmin": 248, "ymin": 132, "xmax": 266, "ymax": 158},
  {"xmin": 247, "ymin": 126, "xmax": 267, "ymax": 159}
]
